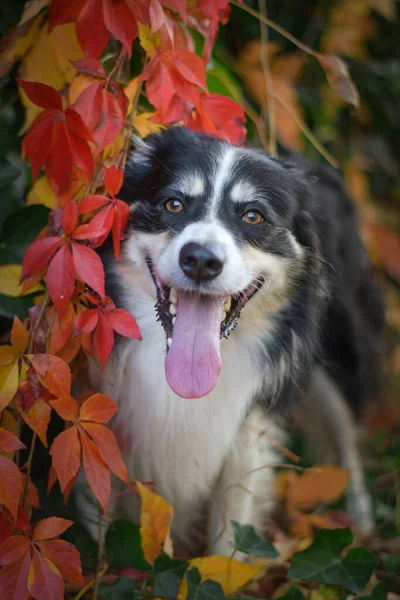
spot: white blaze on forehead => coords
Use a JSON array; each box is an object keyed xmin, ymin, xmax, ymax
[
  {"xmin": 230, "ymin": 180, "xmax": 258, "ymax": 203},
  {"xmin": 177, "ymin": 173, "xmax": 205, "ymax": 197},
  {"xmin": 208, "ymin": 146, "xmax": 238, "ymax": 218}
]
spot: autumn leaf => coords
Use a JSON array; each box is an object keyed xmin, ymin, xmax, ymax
[
  {"xmin": 29, "ymin": 354, "xmax": 71, "ymax": 398},
  {"xmin": 317, "ymin": 54, "xmax": 360, "ymax": 107},
  {"xmin": 276, "ymin": 466, "xmax": 351, "ymax": 510},
  {"xmin": 138, "ymin": 482, "xmax": 174, "ymax": 565},
  {"xmin": 0, "ymin": 317, "xmax": 30, "ymax": 411},
  {"xmin": 0, "ymin": 429, "xmax": 26, "ymax": 454},
  {"xmin": 75, "ymin": 296, "xmax": 141, "ymax": 369},
  {"xmin": 18, "ymin": 80, "xmax": 94, "ymax": 194},
  {"xmin": 18, "ymin": 397, "xmax": 52, "ymax": 448},
  {"xmin": 0, "ymin": 456, "xmax": 23, "ymax": 520},
  {"xmin": 188, "ymin": 93, "xmax": 246, "ymax": 145},
  {"xmin": 49, "ymin": 393, "xmax": 128, "ymax": 512}
]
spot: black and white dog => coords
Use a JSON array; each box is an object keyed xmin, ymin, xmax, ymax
[{"xmin": 78, "ymin": 126, "xmax": 384, "ymax": 555}]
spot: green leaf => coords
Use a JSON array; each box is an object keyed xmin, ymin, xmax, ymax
[
  {"xmin": 153, "ymin": 553, "xmax": 188, "ymax": 598},
  {"xmin": 0, "ymin": 205, "xmax": 50, "ymax": 265},
  {"xmin": 97, "ymin": 577, "xmax": 137, "ymax": 600},
  {"xmin": 105, "ymin": 519, "xmax": 151, "ymax": 572},
  {"xmin": 275, "ymin": 586, "xmax": 306, "ymax": 600},
  {"xmin": 229, "ymin": 521, "xmax": 278, "ymax": 558},
  {"xmin": 363, "ymin": 582, "xmax": 388, "ymax": 600},
  {"xmin": 0, "ymin": 157, "xmax": 21, "ymax": 189},
  {"xmin": 186, "ymin": 568, "xmax": 226, "ymax": 600},
  {"xmin": 288, "ymin": 528, "xmax": 378, "ymax": 594}
]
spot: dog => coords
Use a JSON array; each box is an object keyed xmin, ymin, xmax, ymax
[{"xmin": 76, "ymin": 126, "xmax": 384, "ymax": 556}]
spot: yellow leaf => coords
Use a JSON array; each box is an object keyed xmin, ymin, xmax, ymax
[
  {"xmin": 0, "ymin": 360, "xmax": 19, "ymax": 412},
  {"xmin": 179, "ymin": 556, "xmax": 263, "ymax": 599},
  {"xmin": 137, "ymin": 482, "xmax": 174, "ymax": 565},
  {"xmin": 132, "ymin": 113, "xmax": 165, "ymax": 138},
  {"xmin": 0, "ymin": 12, "xmax": 45, "ymax": 77},
  {"xmin": 0, "ymin": 265, "xmax": 42, "ymax": 297},
  {"xmin": 138, "ymin": 23, "xmax": 159, "ymax": 56},
  {"xmin": 11, "ymin": 317, "xmax": 29, "ymax": 353},
  {"xmin": 27, "ymin": 176, "xmax": 57, "ymax": 209},
  {"xmin": 50, "ymin": 23, "xmax": 84, "ymax": 84},
  {"xmin": 0, "ymin": 347, "xmax": 19, "ymax": 367},
  {"xmin": 125, "ymin": 77, "xmax": 140, "ymax": 105},
  {"xmin": 19, "ymin": 23, "xmax": 83, "ymax": 132}
]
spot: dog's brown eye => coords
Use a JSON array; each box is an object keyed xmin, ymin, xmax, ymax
[
  {"xmin": 164, "ymin": 199, "xmax": 184, "ymax": 213},
  {"xmin": 242, "ymin": 210, "xmax": 264, "ymax": 225}
]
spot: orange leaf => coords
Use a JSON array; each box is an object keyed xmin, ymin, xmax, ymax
[
  {"xmin": 79, "ymin": 393, "xmax": 118, "ymax": 423},
  {"xmin": 81, "ymin": 422, "xmax": 129, "ymax": 483},
  {"xmin": 36, "ymin": 539, "xmax": 85, "ymax": 586},
  {"xmin": 0, "ymin": 455, "xmax": 23, "ymax": 520},
  {"xmin": 0, "ymin": 551, "xmax": 32, "ymax": 600},
  {"xmin": 279, "ymin": 466, "xmax": 350, "ymax": 510},
  {"xmin": 21, "ymin": 475, "xmax": 40, "ymax": 509},
  {"xmin": 0, "ymin": 428, "xmax": 26, "ymax": 453},
  {"xmin": 0, "ymin": 535, "xmax": 30, "ymax": 565},
  {"xmin": 29, "ymin": 354, "xmax": 71, "ymax": 397},
  {"xmin": 49, "ymin": 426, "xmax": 81, "ymax": 492},
  {"xmin": 10, "ymin": 317, "xmax": 29, "ymax": 353},
  {"xmin": 79, "ymin": 429, "xmax": 110, "ymax": 513},
  {"xmin": 137, "ymin": 481, "xmax": 173, "ymax": 565},
  {"xmin": 18, "ymin": 397, "xmax": 51, "ymax": 447},
  {"xmin": 0, "ymin": 360, "xmax": 19, "ymax": 411},
  {"xmin": 49, "ymin": 395, "xmax": 79, "ymax": 422},
  {"xmin": 28, "ymin": 547, "xmax": 64, "ymax": 600},
  {"xmin": 33, "ymin": 517, "xmax": 73, "ymax": 541}
]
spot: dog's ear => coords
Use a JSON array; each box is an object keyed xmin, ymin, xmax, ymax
[{"xmin": 129, "ymin": 134, "xmax": 154, "ymax": 165}]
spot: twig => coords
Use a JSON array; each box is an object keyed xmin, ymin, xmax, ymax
[
  {"xmin": 258, "ymin": 0, "xmax": 277, "ymax": 156},
  {"xmin": 27, "ymin": 292, "xmax": 50, "ymax": 354},
  {"xmin": 273, "ymin": 92, "xmax": 338, "ymax": 168},
  {"xmin": 93, "ymin": 508, "xmax": 105, "ymax": 600},
  {"xmin": 230, "ymin": 0, "xmax": 320, "ymax": 59},
  {"xmin": 73, "ymin": 563, "xmax": 108, "ymax": 600}
]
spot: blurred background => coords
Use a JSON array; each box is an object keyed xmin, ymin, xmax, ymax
[{"xmin": 0, "ymin": 0, "xmax": 399, "ymax": 592}]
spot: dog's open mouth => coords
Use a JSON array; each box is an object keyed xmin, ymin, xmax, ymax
[{"xmin": 147, "ymin": 259, "xmax": 263, "ymax": 399}]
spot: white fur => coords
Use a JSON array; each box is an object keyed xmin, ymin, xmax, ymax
[
  {"xmin": 208, "ymin": 146, "xmax": 237, "ymax": 219},
  {"xmin": 230, "ymin": 180, "xmax": 258, "ymax": 204}
]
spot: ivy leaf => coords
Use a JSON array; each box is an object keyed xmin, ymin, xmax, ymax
[
  {"xmin": 153, "ymin": 553, "xmax": 188, "ymax": 598},
  {"xmin": 186, "ymin": 567, "xmax": 226, "ymax": 600},
  {"xmin": 288, "ymin": 528, "xmax": 378, "ymax": 594},
  {"xmin": 229, "ymin": 521, "xmax": 278, "ymax": 558},
  {"xmin": 105, "ymin": 520, "xmax": 150, "ymax": 572},
  {"xmin": 362, "ymin": 582, "xmax": 388, "ymax": 600}
]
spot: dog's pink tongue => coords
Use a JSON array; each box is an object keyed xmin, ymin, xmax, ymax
[{"xmin": 165, "ymin": 292, "xmax": 224, "ymax": 399}]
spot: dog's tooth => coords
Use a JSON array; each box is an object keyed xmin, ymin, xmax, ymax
[
  {"xmin": 224, "ymin": 297, "xmax": 231, "ymax": 312},
  {"xmin": 167, "ymin": 337, "xmax": 173, "ymax": 348},
  {"xmin": 169, "ymin": 303, "xmax": 177, "ymax": 315},
  {"xmin": 169, "ymin": 288, "xmax": 177, "ymax": 303},
  {"xmin": 172, "ymin": 316, "xmax": 176, "ymax": 326}
]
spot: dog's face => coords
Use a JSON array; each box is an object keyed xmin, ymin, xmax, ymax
[{"xmin": 118, "ymin": 127, "xmax": 307, "ymax": 399}]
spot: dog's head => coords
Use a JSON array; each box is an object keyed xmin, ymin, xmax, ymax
[{"xmin": 117, "ymin": 127, "xmax": 312, "ymax": 399}]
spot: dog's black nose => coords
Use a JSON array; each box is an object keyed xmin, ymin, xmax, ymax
[{"xmin": 179, "ymin": 243, "xmax": 223, "ymax": 282}]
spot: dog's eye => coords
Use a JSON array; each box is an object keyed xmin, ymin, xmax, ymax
[
  {"xmin": 164, "ymin": 198, "xmax": 184, "ymax": 213},
  {"xmin": 242, "ymin": 210, "xmax": 264, "ymax": 225}
]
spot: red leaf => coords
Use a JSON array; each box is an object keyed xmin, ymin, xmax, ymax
[
  {"xmin": 77, "ymin": 0, "xmax": 110, "ymax": 58},
  {"xmin": 49, "ymin": 427, "xmax": 81, "ymax": 492},
  {"xmin": 46, "ymin": 245, "xmax": 76, "ymax": 316},
  {"xmin": 79, "ymin": 393, "xmax": 118, "ymax": 423},
  {"xmin": 73, "ymin": 81, "xmax": 103, "ymax": 133},
  {"xmin": 188, "ymin": 93, "xmax": 247, "ymax": 146},
  {"xmin": 92, "ymin": 311, "xmax": 114, "ymax": 369},
  {"xmin": 18, "ymin": 397, "xmax": 51, "ymax": 448},
  {"xmin": 61, "ymin": 202, "xmax": 78, "ymax": 236},
  {"xmin": 0, "ymin": 456, "xmax": 23, "ymax": 520},
  {"xmin": 109, "ymin": 308, "xmax": 141, "ymax": 339},
  {"xmin": 0, "ymin": 428, "xmax": 26, "ymax": 453},
  {"xmin": 104, "ymin": 166, "xmax": 124, "ymax": 197},
  {"xmin": 0, "ymin": 536, "xmax": 30, "ymax": 566},
  {"xmin": 22, "ymin": 112, "xmax": 58, "ymax": 182},
  {"xmin": 172, "ymin": 49, "xmax": 206, "ymax": 88},
  {"xmin": 48, "ymin": 0, "xmax": 81, "ymax": 29},
  {"xmin": 21, "ymin": 237, "xmax": 61, "ymax": 281},
  {"xmin": 0, "ymin": 514, "xmax": 12, "ymax": 545},
  {"xmin": 49, "ymin": 396, "xmax": 79, "ymax": 422},
  {"xmin": 77, "ymin": 194, "xmax": 110, "ymax": 214},
  {"xmin": 28, "ymin": 547, "xmax": 64, "ymax": 600},
  {"xmin": 81, "ymin": 422, "xmax": 129, "ymax": 483},
  {"xmin": 0, "ymin": 551, "xmax": 32, "ymax": 600},
  {"xmin": 79, "ymin": 429, "xmax": 110, "ymax": 513},
  {"xmin": 36, "ymin": 539, "xmax": 85, "ymax": 586},
  {"xmin": 46, "ymin": 119, "xmax": 73, "ymax": 194},
  {"xmin": 75, "ymin": 309, "xmax": 99, "ymax": 335},
  {"xmin": 64, "ymin": 107, "xmax": 93, "ymax": 142},
  {"xmin": 30, "ymin": 354, "xmax": 71, "ymax": 398},
  {"xmin": 71, "ymin": 242, "xmax": 105, "ymax": 298},
  {"xmin": 72, "ymin": 223, "xmax": 110, "ymax": 240},
  {"xmin": 103, "ymin": 0, "xmax": 138, "ymax": 56},
  {"xmin": 33, "ymin": 518, "xmax": 73, "ymax": 541},
  {"xmin": 17, "ymin": 80, "xmax": 62, "ymax": 111},
  {"xmin": 73, "ymin": 57, "xmax": 106, "ymax": 78}
]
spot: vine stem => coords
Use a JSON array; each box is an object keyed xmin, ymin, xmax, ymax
[
  {"xmin": 258, "ymin": 0, "xmax": 277, "ymax": 156},
  {"xmin": 21, "ymin": 432, "xmax": 36, "ymax": 509},
  {"xmin": 27, "ymin": 292, "xmax": 50, "ymax": 354},
  {"xmin": 72, "ymin": 563, "xmax": 108, "ymax": 600},
  {"xmin": 93, "ymin": 508, "xmax": 105, "ymax": 599}
]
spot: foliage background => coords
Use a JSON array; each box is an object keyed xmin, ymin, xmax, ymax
[{"xmin": 0, "ymin": 0, "xmax": 399, "ymax": 598}]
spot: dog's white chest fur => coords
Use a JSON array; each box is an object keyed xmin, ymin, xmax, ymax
[{"xmin": 88, "ymin": 297, "xmax": 266, "ymax": 536}]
